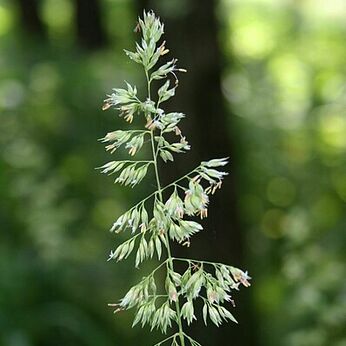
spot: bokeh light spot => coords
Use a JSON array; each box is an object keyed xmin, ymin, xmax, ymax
[
  {"xmin": 311, "ymin": 195, "xmax": 342, "ymax": 230},
  {"xmin": 267, "ymin": 177, "xmax": 296, "ymax": 207},
  {"xmin": 318, "ymin": 112, "xmax": 346, "ymax": 151},
  {"xmin": 331, "ymin": 171, "xmax": 346, "ymax": 202},
  {"xmin": 261, "ymin": 208, "xmax": 286, "ymax": 238},
  {"xmin": 232, "ymin": 20, "xmax": 275, "ymax": 59},
  {"xmin": 41, "ymin": 0, "xmax": 74, "ymax": 38},
  {"xmin": 0, "ymin": 4, "xmax": 13, "ymax": 36},
  {"xmin": 282, "ymin": 208, "xmax": 310, "ymax": 244},
  {"xmin": 0, "ymin": 79, "xmax": 25, "ymax": 110}
]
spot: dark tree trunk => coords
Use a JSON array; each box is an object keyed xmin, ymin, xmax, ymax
[
  {"xmin": 136, "ymin": 1, "xmax": 257, "ymax": 345},
  {"xmin": 155, "ymin": 1, "xmax": 242, "ymax": 260},
  {"xmin": 74, "ymin": 0, "xmax": 107, "ymax": 49},
  {"xmin": 16, "ymin": 0, "xmax": 46, "ymax": 38}
]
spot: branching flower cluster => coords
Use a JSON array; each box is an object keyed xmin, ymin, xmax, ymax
[{"xmin": 99, "ymin": 11, "xmax": 251, "ymax": 346}]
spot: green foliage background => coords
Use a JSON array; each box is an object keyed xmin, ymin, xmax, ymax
[{"xmin": 0, "ymin": 0, "xmax": 345, "ymax": 345}]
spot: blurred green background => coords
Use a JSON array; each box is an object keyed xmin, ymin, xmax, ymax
[{"xmin": 0, "ymin": 0, "xmax": 345, "ymax": 345}]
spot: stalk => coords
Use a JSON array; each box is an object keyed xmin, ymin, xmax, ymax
[{"xmin": 146, "ymin": 69, "xmax": 186, "ymax": 346}]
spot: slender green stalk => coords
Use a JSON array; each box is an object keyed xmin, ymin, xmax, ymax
[
  {"xmin": 172, "ymin": 257, "xmax": 237, "ymax": 268},
  {"xmin": 110, "ymin": 160, "xmax": 153, "ymax": 164},
  {"xmin": 149, "ymin": 259, "xmax": 168, "ymax": 277},
  {"xmin": 150, "ymin": 130, "xmax": 186, "ymax": 346},
  {"xmin": 146, "ymin": 69, "xmax": 186, "ymax": 346},
  {"xmin": 153, "ymin": 333, "xmax": 179, "ymax": 346}
]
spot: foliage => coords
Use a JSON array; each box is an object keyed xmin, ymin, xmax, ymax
[
  {"xmin": 222, "ymin": 1, "xmax": 346, "ymax": 345},
  {"xmin": 99, "ymin": 11, "xmax": 250, "ymax": 346}
]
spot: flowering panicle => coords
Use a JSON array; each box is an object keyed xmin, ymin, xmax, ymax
[{"xmin": 98, "ymin": 11, "xmax": 251, "ymax": 346}]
